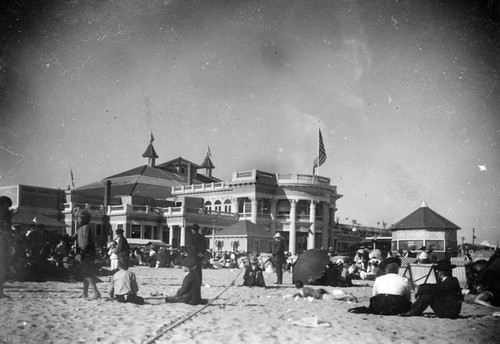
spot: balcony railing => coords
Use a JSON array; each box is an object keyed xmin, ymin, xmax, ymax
[
  {"xmin": 172, "ymin": 182, "xmax": 228, "ymax": 194},
  {"xmin": 277, "ymin": 173, "xmax": 331, "ymax": 186}
]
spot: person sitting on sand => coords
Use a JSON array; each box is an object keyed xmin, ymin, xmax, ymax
[
  {"xmin": 284, "ymin": 280, "xmax": 358, "ymax": 302},
  {"xmin": 165, "ymin": 256, "xmax": 207, "ymax": 305},
  {"xmin": 370, "ymin": 257, "xmax": 412, "ymax": 315},
  {"xmin": 401, "ymin": 260, "xmax": 463, "ymax": 319},
  {"xmin": 243, "ymin": 256, "xmax": 266, "ymax": 287},
  {"xmin": 473, "ymin": 248, "xmax": 500, "ymax": 308},
  {"xmin": 108, "ymin": 260, "xmax": 144, "ymax": 305}
]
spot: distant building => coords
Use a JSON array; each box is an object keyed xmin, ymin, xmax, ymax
[{"xmin": 390, "ymin": 201, "xmax": 461, "ymax": 258}]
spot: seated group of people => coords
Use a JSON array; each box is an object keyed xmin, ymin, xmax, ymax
[
  {"xmin": 349, "ymin": 257, "xmax": 464, "ymax": 319},
  {"xmin": 108, "ymin": 255, "xmax": 207, "ymax": 306}
]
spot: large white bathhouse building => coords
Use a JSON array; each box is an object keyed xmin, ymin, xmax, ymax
[{"xmin": 1, "ymin": 139, "xmax": 393, "ymax": 255}]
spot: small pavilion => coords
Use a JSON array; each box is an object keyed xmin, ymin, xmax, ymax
[{"xmin": 390, "ymin": 201, "xmax": 461, "ymax": 258}]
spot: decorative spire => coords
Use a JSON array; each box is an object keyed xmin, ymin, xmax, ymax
[
  {"xmin": 421, "ymin": 200, "xmax": 428, "ymax": 208},
  {"xmin": 142, "ymin": 133, "xmax": 158, "ymax": 167},
  {"xmin": 201, "ymin": 146, "xmax": 215, "ymax": 177}
]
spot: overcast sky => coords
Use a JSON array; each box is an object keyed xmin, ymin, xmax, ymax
[{"xmin": 1, "ymin": 0, "xmax": 499, "ymax": 245}]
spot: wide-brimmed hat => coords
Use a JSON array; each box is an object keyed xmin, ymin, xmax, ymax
[
  {"xmin": 273, "ymin": 232, "xmax": 282, "ymax": 238},
  {"xmin": 191, "ymin": 224, "xmax": 200, "ymax": 231},
  {"xmin": 115, "ymin": 228, "xmax": 124, "ymax": 234},
  {"xmin": 357, "ymin": 249, "xmax": 364, "ymax": 254},
  {"xmin": 435, "ymin": 260, "xmax": 456, "ymax": 271}
]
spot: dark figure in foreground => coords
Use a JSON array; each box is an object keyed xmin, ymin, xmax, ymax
[
  {"xmin": 271, "ymin": 232, "xmax": 286, "ymax": 284},
  {"xmin": 114, "ymin": 228, "xmax": 130, "ymax": 267},
  {"xmin": 108, "ymin": 260, "xmax": 144, "ymax": 305},
  {"xmin": 473, "ymin": 248, "xmax": 500, "ymax": 308},
  {"xmin": 401, "ymin": 260, "xmax": 462, "ymax": 319},
  {"xmin": 75, "ymin": 210, "xmax": 101, "ymax": 300},
  {"xmin": 243, "ymin": 256, "xmax": 266, "ymax": 287},
  {"xmin": 188, "ymin": 223, "xmax": 206, "ymax": 284},
  {"xmin": 165, "ymin": 256, "xmax": 207, "ymax": 305},
  {"xmin": 0, "ymin": 196, "xmax": 12, "ymax": 298}
]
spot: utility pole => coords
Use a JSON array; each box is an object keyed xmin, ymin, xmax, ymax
[{"xmin": 472, "ymin": 228, "xmax": 476, "ymax": 246}]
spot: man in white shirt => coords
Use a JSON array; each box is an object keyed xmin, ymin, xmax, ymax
[
  {"xmin": 109, "ymin": 261, "xmax": 144, "ymax": 304},
  {"xmin": 369, "ymin": 257, "xmax": 412, "ymax": 315}
]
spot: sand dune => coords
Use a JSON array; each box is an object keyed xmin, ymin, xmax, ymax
[{"xmin": 1, "ymin": 267, "xmax": 499, "ymax": 344}]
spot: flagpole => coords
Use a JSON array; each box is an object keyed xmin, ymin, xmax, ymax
[{"xmin": 316, "ymin": 122, "xmax": 321, "ymax": 176}]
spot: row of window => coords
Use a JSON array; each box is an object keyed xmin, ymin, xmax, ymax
[
  {"xmin": 204, "ymin": 198, "xmax": 325, "ymax": 216},
  {"xmin": 392, "ymin": 240, "xmax": 446, "ymax": 252}
]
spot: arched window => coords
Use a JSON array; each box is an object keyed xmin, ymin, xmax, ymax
[
  {"xmin": 214, "ymin": 200, "xmax": 222, "ymax": 212},
  {"xmin": 224, "ymin": 199, "xmax": 232, "ymax": 213},
  {"xmin": 204, "ymin": 201, "xmax": 212, "ymax": 211}
]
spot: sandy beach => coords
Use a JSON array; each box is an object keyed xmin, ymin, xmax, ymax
[{"xmin": 1, "ymin": 266, "xmax": 499, "ymax": 344}]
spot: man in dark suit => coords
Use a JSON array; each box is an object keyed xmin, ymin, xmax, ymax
[
  {"xmin": 272, "ymin": 232, "xmax": 286, "ymax": 284},
  {"xmin": 401, "ymin": 259, "xmax": 463, "ymax": 319},
  {"xmin": 115, "ymin": 228, "xmax": 130, "ymax": 268},
  {"xmin": 188, "ymin": 224, "xmax": 206, "ymax": 284}
]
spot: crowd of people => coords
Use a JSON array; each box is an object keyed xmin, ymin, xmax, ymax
[{"xmin": 1, "ymin": 195, "xmax": 499, "ymax": 318}]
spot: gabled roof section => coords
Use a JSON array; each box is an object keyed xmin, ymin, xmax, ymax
[
  {"xmin": 390, "ymin": 203, "xmax": 461, "ymax": 230},
  {"xmin": 73, "ymin": 165, "xmax": 207, "ymax": 198},
  {"xmin": 216, "ymin": 220, "xmax": 273, "ymax": 238},
  {"xmin": 156, "ymin": 156, "xmax": 202, "ymax": 170}
]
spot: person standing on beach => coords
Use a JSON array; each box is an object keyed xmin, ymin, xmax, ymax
[
  {"xmin": 271, "ymin": 232, "xmax": 286, "ymax": 285},
  {"xmin": 0, "ymin": 196, "xmax": 13, "ymax": 298},
  {"xmin": 401, "ymin": 260, "xmax": 463, "ymax": 319},
  {"xmin": 188, "ymin": 224, "xmax": 206, "ymax": 284},
  {"xmin": 114, "ymin": 228, "xmax": 130, "ymax": 268},
  {"xmin": 75, "ymin": 210, "xmax": 101, "ymax": 300}
]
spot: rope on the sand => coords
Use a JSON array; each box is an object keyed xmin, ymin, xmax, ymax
[{"xmin": 144, "ymin": 268, "xmax": 244, "ymax": 344}]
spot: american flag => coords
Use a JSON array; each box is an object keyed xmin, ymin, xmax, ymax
[{"xmin": 314, "ymin": 128, "xmax": 327, "ymax": 168}]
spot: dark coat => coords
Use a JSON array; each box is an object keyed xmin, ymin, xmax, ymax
[
  {"xmin": 177, "ymin": 270, "xmax": 202, "ymax": 305},
  {"xmin": 243, "ymin": 266, "xmax": 266, "ymax": 287},
  {"xmin": 189, "ymin": 232, "xmax": 207, "ymax": 261},
  {"xmin": 115, "ymin": 236, "xmax": 130, "ymax": 258},
  {"xmin": 417, "ymin": 276, "xmax": 463, "ymax": 319},
  {"xmin": 272, "ymin": 239, "xmax": 286, "ymax": 263}
]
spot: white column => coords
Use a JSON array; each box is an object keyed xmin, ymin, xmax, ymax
[
  {"xmin": 289, "ymin": 199, "xmax": 297, "ymax": 255},
  {"xmin": 322, "ymin": 203, "xmax": 331, "ymax": 250},
  {"xmin": 251, "ymin": 197, "xmax": 258, "ymax": 224},
  {"xmin": 168, "ymin": 225, "xmax": 174, "ymax": 246},
  {"xmin": 231, "ymin": 197, "xmax": 238, "ymax": 215},
  {"xmin": 270, "ymin": 198, "xmax": 277, "ymax": 231},
  {"xmin": 307, "ymin": 201, "xmax": 317, "ymax": 250},
  {"xmin": 180, "ymin": 225, "xmax": 186, "ymax": 247}
]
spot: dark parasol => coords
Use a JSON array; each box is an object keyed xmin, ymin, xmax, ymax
[{"xmin": 292, "ymin": 249, "xmax": 331, "ymax": 285}]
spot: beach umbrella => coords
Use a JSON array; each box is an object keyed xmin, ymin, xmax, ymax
[{"xmin": 292, "ymin": 249, "xmax": 331, "ymax": 285}]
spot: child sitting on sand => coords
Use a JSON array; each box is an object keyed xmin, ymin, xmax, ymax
[{"xmin": 284, "ymin": 280, "xmax": 358, "ymax": 302}]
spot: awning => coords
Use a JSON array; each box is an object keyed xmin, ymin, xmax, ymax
[{"xmin": 12, "ymin": 212, "xmax": 68, "ymax": 229}]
